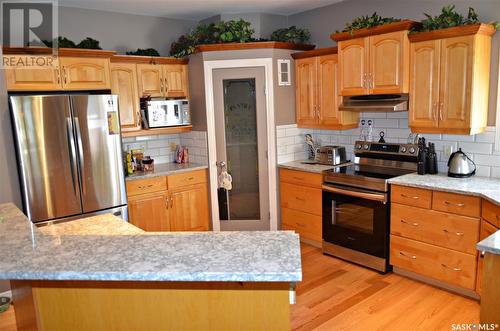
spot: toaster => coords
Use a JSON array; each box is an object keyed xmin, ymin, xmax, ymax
[{"xmin": 315, "ymin": 146, "xmax": 347, "ymax": 165}]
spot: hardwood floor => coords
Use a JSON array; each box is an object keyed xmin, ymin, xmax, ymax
[{"xmin": 0, "ymin": 243, "xmax": 479, "ymax": 331}]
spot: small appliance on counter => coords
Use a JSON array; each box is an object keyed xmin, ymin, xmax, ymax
[
  {"xmin": 316, "ymin": 146, "xmax": 347, "ymax": 166},
  {"xmin": 142, "ymin": 98, "xmax": 191, "ymax": 128},
  {"xmin": 448, "ymin": 148, "xmax": 476, "ymax": 178}
]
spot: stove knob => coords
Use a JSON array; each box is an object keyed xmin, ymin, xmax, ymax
[
  {"xmin": 400, "ymin": 146, "xmax": 407, "ymax": 153},
  {"xmin": 363, "ymin": 144, "xmax": 369, "ymax": 150},
  {"xmin": 355, "ymin": 144, "xmax": 362, "ymax": 150},
  {"xmin": 408, "ymin": 147, "xmax": 416, "ymax": 154}
]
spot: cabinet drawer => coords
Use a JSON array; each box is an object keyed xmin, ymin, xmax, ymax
[
  {"xmin": 280, "ymin": 182, "xmax": 322, "ymax": 216},
  {"xmin": 168, "ymin": 169, "xmax": 207, "ymax": 189},
  {"xmin": 390, "ymin": 235, "xmax": 477, "ymax": 290},
  {"xmin": 126, "ymin": 177, "xmax": 167, "ymax": 196},
  {"xmin": 391, "ymin": 203, "xmax": 479, "ymax": 254},
  {"xmin": 432, "ymin": 191, "xmax": 480, "ymax": 218},
  {"xmin": 482, "ymin": 200, "xmax": 500, "ymax": 228},
  {"xmin": 282, "ymin": 208, "xmax": 322, "ymax": 243},
  {"xmin": 391, "ymin": 185, "xmax": 432, "ymax": 209},
  {"xmin": 280, "ymin": 169, "xmax": 322, "ymax": 188}
]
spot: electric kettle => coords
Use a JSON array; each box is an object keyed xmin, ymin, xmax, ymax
[{"xmin": 447, "ymin": 148, "xmax": 476, "ymax": 178}]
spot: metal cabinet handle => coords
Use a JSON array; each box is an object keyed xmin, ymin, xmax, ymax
[
  {"xmin": 295, "ymin": 197, "xmax": 306, "ymax": 202},
  {"xmin": 399, "ymin": 251, "xmax": 417, "ymax": 259},
  {"xmin": 160, "ymin": 77, "xmax": 164, "ymax": 93},
  {"xmin": 296, "ymin": 222, "xmax": 306, "ymax": 228},
  {"xmin": 164, "ymin": 78, "xmax": 168, "ymax": 93},
  {"xmin": 138, "ymin": 184, "xmax": 154, "ymax": 189},
  {"xmin": 443, "ymin": 229, "xmax": 464, "ymax": 236},
  {"xmin": 441, "ymin": 263, "xmax": 462, "ymax": 272},
  {"xmin": 362, "ymin": 73, "xmax": 367, "ymax": 88},
  {"xmin": 480, "ymin": 250, "xmax": 486, "ymax": 258},
  {"xmin": 401, "ymin": 219, "xmax": 419, "ymax": 227},
  {"xmin": 170, "ymin": 196, "xmax": 174, "ymax": 208},
  {"xmin": 165, "ymin": 196, "xmax": 170, "ymax": 209},
  {"xmin": 439, "ymin": 102, "xmax": 444, "ymax": 121},
  {"xmin": 401, "ymin": 194, "xmax": 419, "ymax": 200},
  {"xmin": 432, "ymin": 102, "xmax": 438, "ymax": 120},
  {"xmin": 444, "ymin": 201, "xmax": 465, "ymax": 207},
  {"xmin": 369, "ymin": 73, "xmax": 374, "ymax": 89},
  {"xmin": 56, "ymin": 67, "xmax": 61, "ymax": 84},
  {"xmin": 187, "ymin": 177, "xmax": 194, "ymax": 181}
]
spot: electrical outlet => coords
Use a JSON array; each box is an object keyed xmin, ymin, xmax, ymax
[{"xmin": 443, "ymin": 145, "xmax": 454, "ymax": 159}]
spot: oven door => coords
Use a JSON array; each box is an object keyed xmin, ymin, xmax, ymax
[{"xmin": 322, "ymin": 184, "xmax": 389, "ymax": 258}]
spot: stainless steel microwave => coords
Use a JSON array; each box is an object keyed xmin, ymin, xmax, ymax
[{"xmin": 146, "ymin": 99, "xmax": 191, "ymax": 128}]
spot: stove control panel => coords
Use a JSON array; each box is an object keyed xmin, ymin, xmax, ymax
[{"xmin": 354, "ymin": 141, "xmax": 419, "ymax": 157}]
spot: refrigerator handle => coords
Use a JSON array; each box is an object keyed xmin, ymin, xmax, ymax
[
  {"xmin": 65, "ymin": 118, "xmax": 78, "ymax": 194},
  {"xmin": 74, "ymin": 117, "xmax": 86, "ymax": 195}
]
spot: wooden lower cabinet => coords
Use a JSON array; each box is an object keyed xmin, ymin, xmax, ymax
[
  {"xmin": 279, "ymin": 168, "xmax": 322, "ymax": 246},
  {"xmin": 476, "ymin": 219, "xmax": 500, "ymax": 295},
  {"xmin": 129, "ymin": 192, "xmax": 170, "ymax": 231},
  {"xmin": 127, "ymin": 170, "xmax": 210, "ymax": 232},
  {"xmin": 169, "ymin": 184, "xmax": 209, "ymax": 231}
]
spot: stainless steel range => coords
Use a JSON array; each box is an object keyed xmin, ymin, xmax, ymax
[{"xmin": 322, "ymin": 140, "xmax": 419, "ymax": 273}]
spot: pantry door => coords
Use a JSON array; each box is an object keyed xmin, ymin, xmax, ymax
[{"xmin": 212, "ymin": 67, "xmax": 270, "ymax": 231}]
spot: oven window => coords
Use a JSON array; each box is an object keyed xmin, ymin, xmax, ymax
[{"xmin": 335, "ymin": 199, "xmax": 375, "ymax": 234}]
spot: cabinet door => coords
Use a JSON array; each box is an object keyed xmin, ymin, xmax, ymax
[
  {"xmin": 338, "ymin": 38, "xmax": 369, "ymax": 96},
  {"xmin": 409, "ymin": 40, "xmax": 441, "ymax": 130},
  {"xmin": 318, "ymin": 54, "xmax": 341, "ymax": 127},
  {"xmin": 137, "ymin": 64, "xmax": 163, "ymax": 97},
  {"xmin": 5, "ymin": 56, "xmax": 62, "ymax": 91},
  {"xmin": 110, "ymin": 63, "xmax": 141, "ymax": 131},
  {"xmin": 369, "ymin": 31, "xmax": 409, "ymax": 94},
  {"xmin": 128, "ymin": 192, "xmax": 170, "ymax": 231},
  {"xmin": 164, "ymin": 64, "xmax": 189, "ymax": 98},
  {"xmin": 60, "ymin": 57, "xmax": 110, "ymax": 90},
  {"xmin": 295, "ymin": 57, "xmax": 317, "ymax": 127},
  {"xmin": 439, "ymin": 36, "xmax": 473, "ymax": 130},
  {"xmin": 169, "ymin": 184, "xmax": 209, "ymax": 231},
  {"xmin": 476, "ymin": 220, "xmax": 498, "ymax": 294}
]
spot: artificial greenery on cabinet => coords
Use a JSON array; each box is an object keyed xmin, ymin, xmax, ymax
[
  {"xmin": 335, "ymin": 12, "xmax": 401, "ymax": 34},
  {"xmin": 414, "ymin": 5, "xmax": 499, "ymax": 32}
]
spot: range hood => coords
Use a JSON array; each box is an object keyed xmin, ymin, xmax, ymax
[{"xmin": 339, "ymin": 94, "xmax": 409, "ymax": 112}]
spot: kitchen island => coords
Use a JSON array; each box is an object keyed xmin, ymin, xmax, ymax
[{"xmin": 0, "ymin": 203, "xmax": 301, "ymax": 331}]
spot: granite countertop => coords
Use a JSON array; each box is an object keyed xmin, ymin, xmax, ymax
[
  {"xmin": 278, "ymin": 160, "xmax": 351, "ymax": 174},
  {"xmin": 38, "ymin": 214, "xmax": 144, "ymax": 236},
  {"xmin": 0, "ymin": 203, "xmax": 301, "ymax": 282},
  {"xmin": 389, "ymin": 173, "xmax": 500, "ymax": 206},
  {"xmin": 126, "ymin": 162, "xmax": 208, "ymax": 181},
  {"xmin": 477, "ymin": 230, "xmax": 500, "ymax": 255}
]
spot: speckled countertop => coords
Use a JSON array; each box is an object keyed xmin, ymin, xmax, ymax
[
  {"xmin": 0, "ymin": 203, "xmax": 301, "ymax": 282},
  {"xmin": 477, "ymin": 230, "xmax": 500, "ymax": 255},
  {"xmin": 126, "ymin": 162, "xmax": 208, "ymax": 181},
  {"xmin": 38, "ymin": 214, "xmax": 144, "ymax": 236},
  {"xmin": 278, "ymin": 160, "xmax": 351, "ymax": 174},
  {"xmin": 389, "ymin": 173, "xmax": 500, "ymax": 206}
]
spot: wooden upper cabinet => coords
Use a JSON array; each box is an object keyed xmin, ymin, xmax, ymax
[
  {"xmin": 318, "ymin": 54, "xmax": 340, "ymax": 126},
  {"xmin": 338, "ymin": 38, "xmax": 369, "ymax": 96},
  {"xmin": 369, "ymin": 31, "xmax": 409, "ymax": 94},
  {"xmin": 409, "ymin": 28, "xmax": 493, "ymax": 135},
  {"xmin": 169, "ymin": 183, "xmax": 210, "ymax": 231},
  {"xmin": 164, "ymin": 64, "xmax": 189, "ymax": 98},
  {"xmin": 409, "ymin": 40, "xmax": 441, "ymax": 130},
  {"xmin": 5, "ymin": 56, "xmax": 61, "ymax": 91},
  {"xmin": 128, "ymin": 191, "xmax": 170, "ymax": 231},
  {"xmin": 137, "ymin": 64, "xmax": 163, "ymax": 97},
  {"xmin": 295, "ymin": 57, "xmax": 317, "ymax": 127},
  {"xmin": 439, "ymin": 36, "xmax": 473, "ymax": 131},
  {"xmin": 110, "ymin": 62, "xmax": 141, "ymax": 131},
  {"xmin": 60, "ymin": 57, "xmax": 110, "ymax": 90}
]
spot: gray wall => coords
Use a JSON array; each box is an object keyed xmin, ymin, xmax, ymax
[
  {"xmin": 58, "ymin": 6, "xmax": 196, "ymax": 56},
  {"xmin": 289, "ymin": 0, "xmax": 500, "ymax": 125},
  {"xmin": 188, "ymin": 48, "xmax": 297, "ymax": 131}
]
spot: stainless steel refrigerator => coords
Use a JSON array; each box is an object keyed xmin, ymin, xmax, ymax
[{"xmin": 9, "ymin": 94, "xmax": 128, "ymax": 223}]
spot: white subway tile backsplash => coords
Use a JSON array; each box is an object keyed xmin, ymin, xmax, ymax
[{"xmin": 277, "ymin": 111, "xmax": 498, "ymax": 178}]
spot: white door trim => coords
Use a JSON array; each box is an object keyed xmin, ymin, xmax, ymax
[{"xmin": 203, "ymin": 58, "xmax": 277, "ymax": 232}]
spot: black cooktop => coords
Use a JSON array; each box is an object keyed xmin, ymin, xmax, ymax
[{"xmin": 325, "ymin": 164, "xmax": 415, "ymax": 181}]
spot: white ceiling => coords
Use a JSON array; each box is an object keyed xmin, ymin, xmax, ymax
[{"xmin": 58, "ymin": 0, "xmax": 345, "ymax": 20}]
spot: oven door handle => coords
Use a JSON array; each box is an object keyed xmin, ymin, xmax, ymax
[{"xmin": 322, "ymin": 184, "xmax": 387, "ymax": 203}]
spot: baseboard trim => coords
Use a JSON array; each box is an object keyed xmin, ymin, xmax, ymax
[
  {"xmin": 300, "ymin": 237, "xmax": 321, "ymax": 248},
  {"xmin": 393, "ymin": 266, "xmax": 480, "ymax": 300}
]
